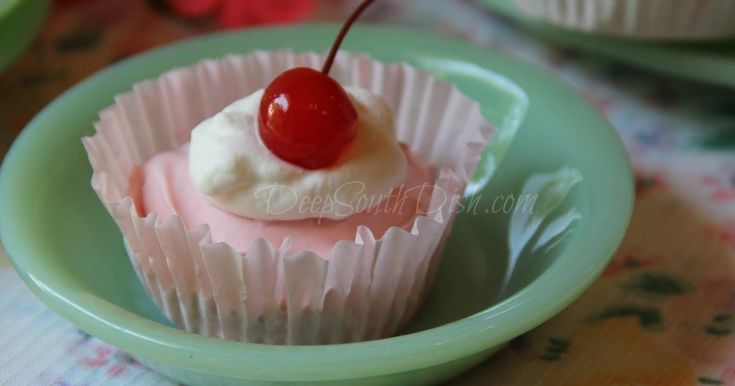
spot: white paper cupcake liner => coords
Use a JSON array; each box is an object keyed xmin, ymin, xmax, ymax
[
  {"xmin": 83, "ymin": 50, "xmax": 493, "ymax": 345},
  {"xmin": 516, "ymin": 0, "xmax": 735, "ymax": 40}
]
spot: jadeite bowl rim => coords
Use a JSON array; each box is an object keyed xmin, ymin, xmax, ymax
[{"xmin": 0, "ymin": 24, "xmax": 633, "ymax": 382}]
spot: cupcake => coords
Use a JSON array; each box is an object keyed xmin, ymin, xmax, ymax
[
  {"xmin": 83, "ymin": 2, "xmax": 493, "ymax": 345},
  {"xmin": 516, "ymin": 0, "xmax": 735, "ymax": 40}
]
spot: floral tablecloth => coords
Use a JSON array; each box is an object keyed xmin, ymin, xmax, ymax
[{"xmin": 1, "ymin": 0, "xmax": 734, "ymax": 385}]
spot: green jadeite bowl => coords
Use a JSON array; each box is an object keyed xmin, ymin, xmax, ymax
[
  {"xmin": 0, "ymin": 24, "xmax": 633, "ymax": 385},
  {"xmin": 0, "ymin": 0, "xmax": 49, "ymax": 71}
]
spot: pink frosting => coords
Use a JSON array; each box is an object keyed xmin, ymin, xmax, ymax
[{"xmin": 131, "ymin": 144, "xmax": 435, "ymax": 257}]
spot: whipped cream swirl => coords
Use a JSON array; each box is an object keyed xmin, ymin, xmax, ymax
[{"xmin": 189, "ymin": 87, "xmax": 408, "ymax": 221}]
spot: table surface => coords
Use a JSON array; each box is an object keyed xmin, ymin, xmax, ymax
[{"xmin": 1, "ymin": 1, "xmax": 734, "ymax": 385}]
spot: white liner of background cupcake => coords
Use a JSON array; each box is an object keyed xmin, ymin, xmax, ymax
[
  {"xmin": 83, "ymin": 50, "xmax": 493, "ymax": 345},
  {"xmin": 516, "ymin": 0, "xmax": 735, "ymax": 40}
]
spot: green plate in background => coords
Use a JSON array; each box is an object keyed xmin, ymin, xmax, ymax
[
  {"xmin": 0, "ymin": 0, "xmax": 50, "ymax": 71},
  {"xmin": 0, "ymin": 24, "xmax": 632, "ymax": 385},
  {"xmin": 480, "ymin": 0, "xmax": 735, "ymax": 89}
]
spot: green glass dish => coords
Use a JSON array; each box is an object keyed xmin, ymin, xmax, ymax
[
  {"xmin": 0, "ymin": 0, "xmax": 50, "ymax": 71},
  {"xmin": 480, "ymin": 0, "xmax": 735, "ymax": 89},
  {"xmin": 0, "ymin": 24, "xmax": 632, "ymax": 385}
]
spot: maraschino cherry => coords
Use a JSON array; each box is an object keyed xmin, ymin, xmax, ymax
[{"xmin": 258, "ymin": 0, "xmax": 377, "ymax": 170}]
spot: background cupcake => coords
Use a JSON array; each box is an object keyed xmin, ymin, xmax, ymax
[{"xmin": 516, "ymin": 0, "xmax": 735, "ymax": 40}]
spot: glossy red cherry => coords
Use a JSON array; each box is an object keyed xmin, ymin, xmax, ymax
[
  {"xmin": 258, "ymin": 68, "xmax": 358, "ymax": 170},
  {"xmin": 257, "ymin": 0, "xmax": 376, "ymax": 170}
]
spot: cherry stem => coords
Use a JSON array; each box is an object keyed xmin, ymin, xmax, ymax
[{"xmin": 321, "ymin": 0, "xmax": 377, "ymax": 75}]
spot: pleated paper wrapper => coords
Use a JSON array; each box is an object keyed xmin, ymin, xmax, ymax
[
  {"xmin": 516, "ymin": 0, "xmax": 735, "ymax": 40},
  {"xmin": 83, "ymin": 50, "xmax": 494, "ymax": 345}
]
